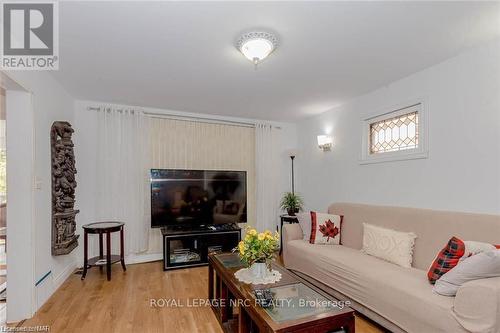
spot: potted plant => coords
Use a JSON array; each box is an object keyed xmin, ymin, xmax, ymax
[
  {"xmin": 280, "ymin": 192, "xmax": 303, "ymax": 216},
  {"xmin": 234, "ymin": 227, "xmax": 279, "ymax": 278}
]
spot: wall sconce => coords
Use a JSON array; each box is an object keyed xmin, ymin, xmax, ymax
[{"xmin": 317, "ymin": 135, "xmax": 333, "ymax": 151}]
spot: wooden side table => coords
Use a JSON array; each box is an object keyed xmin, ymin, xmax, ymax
[
  {"xmin": 81, "ymin": 221, "xmax": 126, "ymax": 281},
  {"xmin": 279, "ymin": 214, "xmax": 299, "ymax": 255}
]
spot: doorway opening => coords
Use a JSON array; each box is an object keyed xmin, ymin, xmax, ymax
[
  {"xmin": 0, "ymin": 88, "xmax": 6, "ymax": 323},
  {"xmin": 0, "ymin": 73, "xmax": 34, "ymax": 325}
]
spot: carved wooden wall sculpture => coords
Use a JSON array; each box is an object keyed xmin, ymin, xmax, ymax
[{"xmin": 51, "ymin": 121, "xmax": 79, "ymax": 255}]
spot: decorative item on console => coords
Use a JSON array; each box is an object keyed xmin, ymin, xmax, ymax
[
  {"xmin": 233, "ymin": 227, "xmax": 282, "ymax": 284},
  {"xmin": 280, "ymin": 192, "xmax": 303, "ymax": 216}
]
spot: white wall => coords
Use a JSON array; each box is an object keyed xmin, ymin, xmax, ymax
[
  {"xmin": 5, "ymin": 88, "xmax": 34, "ymax": 322},
  {"xmin": 4, "ymin": 71, "xmax": 77, "ymax": 317},
  {"xmin": 296, "ymin": 39, "xmax": 500, "ymax": 215},
  {"xmin": 73, "ymin": 100, "xmax": 297, "ymax": 261}
]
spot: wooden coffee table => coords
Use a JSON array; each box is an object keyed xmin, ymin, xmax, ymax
[{"xmin": 208, "ymin": 253, "xmax": 355, "ymax": 333}]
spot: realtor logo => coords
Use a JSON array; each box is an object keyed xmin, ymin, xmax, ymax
[{"xmin": 1, "ymin": 1, "xmax": 59, "ymax": 70}]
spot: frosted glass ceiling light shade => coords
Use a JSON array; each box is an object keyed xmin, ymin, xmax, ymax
[{"xmin": 236, "ymin": 32, "xmax": 278, "ymax": 66}]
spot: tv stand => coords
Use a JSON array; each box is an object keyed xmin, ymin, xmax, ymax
[{"xmin": 161, "ymin": 224, "xmax": 241, "ymax": 270}]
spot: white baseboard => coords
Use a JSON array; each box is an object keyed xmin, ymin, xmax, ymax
[
  {"xmin": 53, "ymin": 259, "xmax": 78, "ymax": 290},
  {"xmin": 73, "ymin": 253, "xmax": 162, "ymax": 269},
  {"xmin": 125, "ymin": 253, "xmax": 162, "ymax": 265},
  {"xmin": 35, "ymin": 259, "xmax": 78, "ymax": 312}
]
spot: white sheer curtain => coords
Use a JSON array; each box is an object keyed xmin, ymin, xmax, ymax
[
  {"xmin": 95, "ymin": 107, "xmax": 149, "ymax": 255},
  {"xmin": 146, "ymin": 118, "xmax": 256, "ymax": 253},
  {"xmin": 255, "ymin": 123, "xmax": 281, "ymax": 233}
]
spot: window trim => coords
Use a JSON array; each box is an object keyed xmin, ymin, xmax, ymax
[{"xmin": 360, "ymin": 100, "xmax": 428, "ymax": 164}]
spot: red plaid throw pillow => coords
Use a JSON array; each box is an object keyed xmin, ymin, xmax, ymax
[
  {"xmin": 427, "ymin": 237, "xmax": 465, "ymax": 284},
  {"xmin": 428, "ymin": 237, "xmax": 500, "ymax": 284},
  {"xmin": 309, "ymin": 211, "xmax": 343, "ymax": 245}
]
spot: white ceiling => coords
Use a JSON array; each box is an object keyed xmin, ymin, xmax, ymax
[{"xmin": 52, "ymin": 1, "xmax": 500, "ymax": 121}]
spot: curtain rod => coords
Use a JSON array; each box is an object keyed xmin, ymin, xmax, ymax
[
  {"xmin": 86, "ymin": 106, "xmax": 282, "ymax": 129},
  {"xmin": 146, "ymin": 111, "xmax": 256, "ymax": 128}
]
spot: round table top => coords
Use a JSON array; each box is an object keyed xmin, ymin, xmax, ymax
[
  {"xmin": 280, "ymin": 214, "xmax": 299, "ymax": 219},
  {"xmin": 82, "ymin": 221, "xmax": 124, "ymax": 232}
]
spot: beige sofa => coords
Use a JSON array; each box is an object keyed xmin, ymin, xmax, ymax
[{"xmin": 283, "ymin": 203, "xmax": 500, "ymax": 333}]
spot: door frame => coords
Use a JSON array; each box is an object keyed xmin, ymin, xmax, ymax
[{"xmin": 1, "ymin": 71, "xmax": 36, "ymax": 322}]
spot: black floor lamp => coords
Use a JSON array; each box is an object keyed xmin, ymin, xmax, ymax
[{"xmin": 288, "ymin": 150, "xmax": 297, "ymax": 194}]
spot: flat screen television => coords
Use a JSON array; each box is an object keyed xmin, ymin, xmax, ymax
[{"xmin": 150, "ymin": 169, "xmax": 247, "ymax": 228}]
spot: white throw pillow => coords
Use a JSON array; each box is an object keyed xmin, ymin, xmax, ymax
[
  {"xmin": 433, "ymin": 250, "xmax": 500, "ymax": 296},
  {"xmin": 462, "ymin": 241, "xmax": 497, "ymax": 261},
  {"xmin": 362, "ymin": 223, "xmax": 417, "ymax": 268},
  {"xmin": 296, "ymin": 212, "xmax": 311, "ymax": 241}
]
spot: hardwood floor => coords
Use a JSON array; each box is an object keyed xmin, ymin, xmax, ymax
[{"xmin": 20, "ymin": 262, "xmax": 384, "ymax": 333}]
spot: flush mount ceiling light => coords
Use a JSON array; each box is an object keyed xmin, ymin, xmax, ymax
[{"xmin": 236, "ymin": 31, "xmax": 278, "ymax": 67}]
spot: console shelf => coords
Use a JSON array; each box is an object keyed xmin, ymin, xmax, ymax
[{"xmin": 161, "ymin": 225, "xmax": 241, "ymax": 271}]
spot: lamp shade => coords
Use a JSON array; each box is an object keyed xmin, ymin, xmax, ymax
[{"xmin": 287, "ymin": 149, "xmax": 298, "ymax": 158}]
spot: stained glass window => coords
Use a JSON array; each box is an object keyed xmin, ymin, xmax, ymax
[{"xmin": 370, "ymin": 111, "xmax": 418, "ymax": 154}]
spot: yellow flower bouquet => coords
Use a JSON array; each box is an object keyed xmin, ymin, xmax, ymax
[{"xmin": 234, "ymin": 227, "xmax": 279, "ymax": 267}]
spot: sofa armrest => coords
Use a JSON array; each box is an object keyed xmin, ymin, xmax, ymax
[
  {"xmin": 283, "ymin": 223, "xmax": 303, "ymax": 243},
  {"xmin": 282, "ymin": 223, "xmax": 303, "ymax": 266},
  {"xmin": 453, "ymin": 277, "xmax": 500, "ymax": 333}
]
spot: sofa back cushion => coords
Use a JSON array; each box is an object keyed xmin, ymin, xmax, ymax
[{"xmin": 328, "ymin": 203, "xmax": 500, "ymax": 271}]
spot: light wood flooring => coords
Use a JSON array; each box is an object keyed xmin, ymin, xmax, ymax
[{"xmin": 19, "ymin": 261, "xmax": 384, "ymax": 333}]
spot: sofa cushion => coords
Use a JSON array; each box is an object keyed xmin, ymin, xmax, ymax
[
  {"xmin": 327, "ymin": 203, "xmax": 500, "ymax": 271},
  {"xmin": 362, "ymin": 223, "xmax": 416, "ymax": 268},
  {"xmin": 463, "ymin": 240, "xmax": 500, "ymax": 259},
  {"xmin": 310, "ymin": 212, "xmax": 342, "ymax": 245},
  {"xmin": 285, "ymin": 239, "xmax": 467, "ymax": 333},
  {"xmin": 434, "ymin": 250, "xmax": 500, "ymax": 296},
  {"xmin": 428, "ymin": 237, "xmax": 466, "ymax": 284}
]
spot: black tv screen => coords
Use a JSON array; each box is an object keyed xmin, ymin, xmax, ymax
[{"xmin": 150, "ymin": 169, "xmax": 247, "ymax": 227}]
